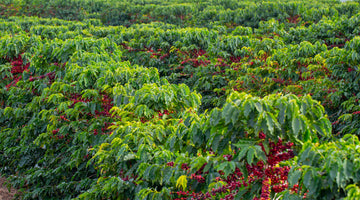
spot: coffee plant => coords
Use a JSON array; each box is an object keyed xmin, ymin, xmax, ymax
[{"xmin": 1, "ymin": 0, "xmax": 360, "ymax": 199}]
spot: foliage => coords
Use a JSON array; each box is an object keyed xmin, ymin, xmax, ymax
[{"xmin": 0, "ymin": 0, "xmax": 360, "ymax": 199}]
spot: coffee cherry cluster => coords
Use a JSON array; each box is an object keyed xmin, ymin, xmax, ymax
[
  {"xmin": 28, "ymin": 71, "xmax": 56, "ymax": 84},
  {"xmin": 266, "ymin": 140, "xmax": 294, "ymax": 165},
  {"xmin": 99, "ymin": 93, "xmax": 113, "ymax": 117},
  {"xmin": 166, "ymin": 161, "xmax": 174, "ymax": 167},
  {"xmin": 172, "ymin": 136, "xmax": 295, "ymax": 200},
  {"xmin": 5, "ymin": 55, "xmax": 30, "ymax": 90},
  {"xmin": 259, "ymin": 131, "xmax": 266, "ymax": 139},
  {"xmin": 172, "ymin": 190, "xmax": 211, "ymax": 200},
  {"xmin": 181, "ymin": 163, "xmax": 190, "ymax": 171},
  {"xmin": 190, "ymin": 173, "xmax": 205, "ymax": 183},
  {"xmin": 52, "ymin": 129, "xmax": 59, "ymax": 135},
  {"xmin": 352, "ymin": 111, "xmax": 360, "ymax": 115},
  {"xmin": 158, "ymin": 110, "xmax": 172, "ymax": 118},
  {"xmin": 223, "ymin": 154, "xmax": 233, "ymax": 161},
  {"xmin": 68, "ymin": 93, "xmax": 91, "ymax": 108},
  {"xmin": 60, "ymin": 115, "xmax": 70, "ymax": 122},
  {"xmin": 260, "ymin": 177, "xmax": 271, "ymax": 200}
]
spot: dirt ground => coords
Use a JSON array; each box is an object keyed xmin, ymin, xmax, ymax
[{"xmin": 0, "ymin": 176, "xmax": 16, "ymax": 200}]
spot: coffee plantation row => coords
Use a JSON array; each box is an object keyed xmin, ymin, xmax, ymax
[
  {"xmin": 1, "ymin": 0, "xmax": 360, "ymax": 199},
  {"xmin": 2, "ymin": 0, "xmax": 360, "ymax": 27}
]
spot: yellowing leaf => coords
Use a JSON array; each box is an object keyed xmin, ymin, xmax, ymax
[
  {"xmin": 99, "ymin": 143, "xmax": 110, "ymax": 151},
  {"xmin": 176, "ymin": 175, "xmax": 187, "ymax": 190}
]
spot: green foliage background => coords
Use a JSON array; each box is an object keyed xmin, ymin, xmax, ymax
[{"xmin": 1, "ymin": 0, "xmax": 360, "ymax": 199}]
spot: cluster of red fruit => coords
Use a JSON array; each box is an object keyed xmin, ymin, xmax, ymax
[
  {"xmin": 173, "ymin": 190, "xmax": 211, "ymax": 200},
  {"xmin": 50, "ymin": 129, "xmax": 69, "ymax": 140},
  {"xmin": 173, "ymin": 167, "xmax": 245, "ymax": 199},
  {"xmin": 149, "ymin": 51, "xmax": 162, "ymax": 59},
  {"xmin": 260, "ymin": 177, "xmax": 271, "ymax": 200},
  {"xmin": 52, "ymin": 129, "xmax": 59, "ymax": 135},
  {"xmin": 158, "ymin": 110, "xmax": 170, "ymax": 118},
  {"xmin": 178, "ymin": 49, "xmax": 210, "ymax": 68},
  {"xmin": 10, "ymin": 60, "xmax": 26, "ymax": 73},
  {"xmin": 118, "ymin": 168, "xmax": 138, "ymax": 182},
  {"xmin": 4, "ymin": 55, "xmax": 63, "ymax": 93},
  {"xmin": 60, "ymin": 115, "xmax": 70, "ymax": 122},
  {"xmin": 229, "ymin": 56, "xmax": 242, "ymax": 63},
  {"xmin": 68, "ymin": 93, "xmax": 91, "ymax": 108},
  {"xmin": 180, "ymin": 58, "xmax": 211, "ymax": 68},
  {"xmin": 190, "ymin": 173, "xmax": 205, "ymax": 183},
  {"xmin": 189, "ymin": 49, "xmax": 207, "ymax": 57},
  {"xmin": 138, "ymin": 110, "xmax": 175, "ymax": 123},
  {"xmin": 173, "ymin": 133, "xmax": 295, "ymax": 200},
  {"xmin": 28, "ymin": 71, "xmax": 55, "ymax": 83},
  {"xmin": 172, "ymin": 191, "xmax": 192, "ymax": 200},
  {"xmin": 98, "ymin": 93, "xmax": 113, "ymax": 117},
  {"xmin": 145, "ymin": 48, "xmax": 170, "ymax": 60},
  {"xmin": 271, "ymin": 78, "xmax": 285, "ymax": 84},
  {"xmin": 223, "ymin": 154, "xmax": 233, "ymax": 161},
  {"xmin": 159, "ymin": 53, "xmax": 170, "ymax": 61},
  {"xmin": 93, "ymin": 122, "xmax": 114, "ymax": 136},
  {"xmin": 180, "ymin": 163, "xmax": 190, "ymax": 171},
  {"xmin": 211, "ymin": 168, "xmax": 246, "ymax": 199},
  {"xmin": 5, "ymin": 55, "xmax": 29, "ymax": 90},
  {"xmin": 51, "ymin": 90, "xmax": 115, "ymax": 138}
]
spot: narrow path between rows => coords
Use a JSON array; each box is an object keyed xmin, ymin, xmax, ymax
[{"xmin": 0, "ymin": 176, "xmax": 16, "ymax": 200}]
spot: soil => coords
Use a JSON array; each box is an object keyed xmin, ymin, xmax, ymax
[{"xmin": 0, "ymin": 176, "xmax": 17, "ymax": 200}]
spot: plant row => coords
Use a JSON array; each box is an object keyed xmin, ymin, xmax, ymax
[{"xmin": 0, "ymin": 2, "xmax": 360, "ymax": 200}]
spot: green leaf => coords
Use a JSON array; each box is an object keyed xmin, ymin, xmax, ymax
[
  {"xmin": 330, "ymin": 162, "xmax": 338, "ymax": 181},
  {"xmin": 282, "ymin": 191, "xmax": 302, "ymax": 200},
  {"xmin": 292, "ymin": 116, "xmax": 301, "ymax": 137},
  {"xmin": 90, "ymin": 102, "xmax": 96, "ymax": 115},
  {"xmin": 216, "ymin": 162, "xmax": 228, "ymax": 172},
  {"xmin": 243, "ymin": 100, "xmax": 253, "ymax": 118},
  {"xmin": 262, "ymin": 142, "xmax": 270, "ymax": 155},
  {"xmin": 190, "ymin": 156, "xmax": 207, "ymax": 171},
  {"xmin": 211, "ymin": 132, "xmax": 222, "ymax": 152},
  {"xmin": 235, "ymin": 147, "xmax": 248, "ymax": 161},
  {"xmin": 298, "ymin": 146, "xmax": 312, "ymax": 164},
  {"xmin": 209, "ymin": 181, "xmax": 227, "ymax": 190},
  {"xmin": 254, "ymin": 102, "xmax": 262, "ymax": 112},
  {"xmin": 303, "ymin": 168, "xmax": 313, "ymax": 189},
  {"xmin": 216, "ymin": 161, "xmax": 236, "ymax": 177},
  {"xmin": 223, "ymin": 104, "xmax": 235, "ymax": 125},
  {"xmin": 278, "ymin": 103, "xmax": 286, "ymax": 124},
  {"xmin": 247, "ymin": 147, "xmax": 255, "ymax": 164},
  {"xmin": 210, "ymin": 108, "xmax": 221, "ymax": 126},
  {"xmin": 223, "ymin": 104, "xmax": 233, "ymax": 117},
  {"xmin": 288, "ymin": 169, "xmax": 302, "ymax": 187},
  {"xmin": 231, "ymin": 108, "xmax": 240, "ymax": 125},
  {"xmin": 344, "ymin": 159, "xmax": 354, "ymax": 180},
  {"xmin": 229, "ymin": 161, "xmax": 236, "ymax": 171},
  {"xmin": 265, "ymin": 112, "xmax": 274, "ymax": 134},
  {"xmin": 234, "ymin": 187, "xmax": 248, "ymax": 200},
  {"xmin": 254, "ymin": 145, "xmax": 267, "ymax": 162},
  {"xmin": 224, "ymin": 164, "xmax": 235, "ymax": 177}
]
